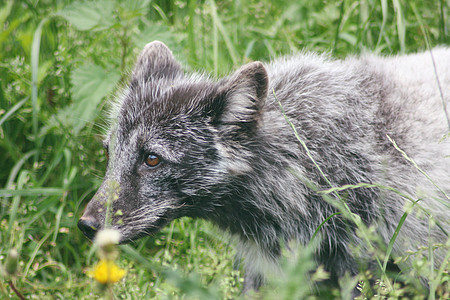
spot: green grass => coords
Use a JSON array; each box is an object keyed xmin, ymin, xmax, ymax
[{"xmin": 0, "ymin": 0, "xmax": 449, "ymax": 298}]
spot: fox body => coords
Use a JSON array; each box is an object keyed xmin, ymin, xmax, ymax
[{"xmin": 79, "ymin": 41, "xmax": 450, "ymax": 290}]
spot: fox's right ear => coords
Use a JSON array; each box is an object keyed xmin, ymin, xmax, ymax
[{"xmin": 131, "ymin": 41, "xmax": 182, "ymax": 81}]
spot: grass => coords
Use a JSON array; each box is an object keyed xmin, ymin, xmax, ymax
[{"xmin": 0, "ymin": 0, "xmax": 449, "ymax": 298}]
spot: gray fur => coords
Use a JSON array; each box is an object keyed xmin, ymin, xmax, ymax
[{"xmin": 79, "ymin": 41, "xmax": 450, "ymax": 291}]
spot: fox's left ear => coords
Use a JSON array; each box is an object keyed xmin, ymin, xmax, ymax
[
  {"xmin": 211, "ymin": 61, "xmax": 268, "ymax": 130},
  {"xmin": 131, "ymin": 41, "xmax": 182, "ymax": 81}
]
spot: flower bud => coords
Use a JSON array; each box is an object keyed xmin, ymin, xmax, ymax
[
  {"xmin": 95, "ymin": 229, "xmax": 121, "ymax": 260},
  {"xmin": 5, "ymin": 249, "xmax": 18, "ymax": 276},
  {"xmin": 95, "ymin": 229, "xmax": 120, "ymax": 248}
]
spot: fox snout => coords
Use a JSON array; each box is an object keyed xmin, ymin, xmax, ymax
[
  {"xmin": 78, "ymin": 179, "xmax": 118, "ymax": 241},
  {"xmin": 77, "ymin": 214, "xmax": 101, "ymax": 241},
  {"xmin": 78, "ymin": 190, "xmax": 107, "ymax": 241}
]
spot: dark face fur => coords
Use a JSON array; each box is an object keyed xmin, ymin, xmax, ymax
[{"xmin": 78, "ymin": 41, "xmax": 268, "ymax": 243}]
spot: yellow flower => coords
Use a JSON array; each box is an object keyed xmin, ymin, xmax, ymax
[{"xmin": 88, "ymin": 259, "xmax": 126, "ymax": 284}]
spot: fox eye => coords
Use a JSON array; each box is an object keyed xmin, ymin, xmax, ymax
[{"xmin": 144, "ymin": 153, "xmax": 161, "ymax": 168}]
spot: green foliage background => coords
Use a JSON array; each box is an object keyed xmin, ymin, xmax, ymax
[{"xmin": 0, "ymin": 0, "xmax": 448, "ymax": 299}]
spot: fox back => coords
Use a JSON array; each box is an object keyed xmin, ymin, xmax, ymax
[{"xmin": 78, "ymin": 41, "xmax": 450, "ymax": 291}]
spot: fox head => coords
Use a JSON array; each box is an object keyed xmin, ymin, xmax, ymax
[{"xmin": 78, "ymin": 41, "xmax": 269, "ymax": 243}]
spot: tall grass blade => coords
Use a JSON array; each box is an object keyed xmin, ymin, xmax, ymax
[
  {"xmin": 376, "ymin": 0, "xmax": 388, "ymax": 48},
  {"xmin": 429, "ymin": 51, "xmax": 450, "ymax": 130},
  {"xmin": 31, "ymin": 18, "xmax": 48, "ymax": 162},
  {"xmin": 0, "ymin": 188, "xmax": 65, "ymax": 197},
  {"xmin": 438, "ymin": 0, "xmax": 446, "ymax": 43},
  {"xmin": 429, "ymin": 244, "xmax": 450, "ymax": 299},
  {"xmin": 120, "ymin": 244, "xmax": 159, "ymax": 271},
  {"xmin": 410, "ymin": 2, "xmax": 450, "ymax": 130},
  {"xmin": 212, "ymin": 1, "xmax": 218, "ymax": 76},
  {"xmin": 0, "ymin": 1, "xmax": 13, "ymax": 25},
  {"xmin": 52, "ymin": 203, "xmax": 65, "ymax": 244},
  {"xmin": 428, "ymin": 221, "xmax": 436, "ymax": 300},
  {"xmin": 311, "ymin": 212, "xmax": 342, "ymax": 241},
  {"xmin": 187, "ymin": 0, "xmax": 197, "ymax": 66},
  {"xmin": 382, "ymin": 199, "xmax": 419, "ymax": 273},
  {"xmin": 387, "ymin": 135, "xmax": 450, "ymax": 202},
  {"xmin": 151, "ymin": 3, "xmax": 169, "ymax": 23},
  {"xmin": 358, "ymin": 0, "xmax": 372, "ymax": 48},
  {"xmin": 333, "ymin": 0, "xmax": 345, "ymax": 53},
  {"xmin": 6, "ymin": 150, "xmax": 37, "ymax": 189},
  {"xmin": 392, "ymin": 0, "xmax": 405, "ymax": 53},
  {"xmin": 6, "ymin": 171, "xmax": 28, "ymax": 246},
  {"xmin": 209, "ymin": 0, "xmax": 238, "ymax": 66},
  {"xmin": 23, "ymin": 230, "xmax": 52, "ymax": 277},
  {"xmin": 0, "ymin": 97, "xmax": 28, "ymax": 127}
]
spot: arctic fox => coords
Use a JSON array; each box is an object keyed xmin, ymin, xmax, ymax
[{"xmin": 78, "ymin": 41, "xmax": 450, "ymax": 291}]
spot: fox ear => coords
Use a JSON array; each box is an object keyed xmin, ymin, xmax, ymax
[
  {"xmin": 132, "ymin": 41, "xmax": 182, "ymax": 81},
  {"xmin": 212, "ymin": 61, "xmax": 268, "ymax": 129}
]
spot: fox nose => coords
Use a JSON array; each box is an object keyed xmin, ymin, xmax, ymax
[{"xmin": 77, "ymin": 216, "xmax": 100, "ymax": 241}]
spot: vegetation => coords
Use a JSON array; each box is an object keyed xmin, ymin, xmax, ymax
[{"xmin": 0, "ymin": 0, "xmax": 448, "ymax": 298}]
